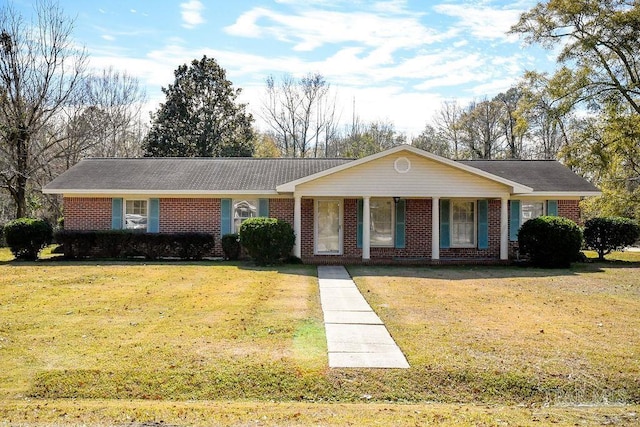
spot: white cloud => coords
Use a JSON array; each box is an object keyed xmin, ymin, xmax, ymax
[
  {"xmin": 225, "ymin": 7, "xmax": 447, "ymax": 53},
  {"xmin": 180, "ymin": 0, "xmax": 205, "ymax": 29},
  {"xmin": 101, "ymin": 34, "xmax": 115, "ymax": 41},
  {"xmin": 434, "ymin": 4, "xmax": 524, "ymax": 41}
]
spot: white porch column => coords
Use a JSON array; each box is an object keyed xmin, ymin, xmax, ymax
[
  {"xmin": 293, "ymin": 195, "xmax": 302, "ymax": 258},
  {"xmin": 500, "ymin": 197, "xmax": 509, "ymax": 260},
  {"xmin": 432, "ymin": 197, "xmax": 440, "ymax": 260},
  {"xmin": 362, "ymin": 196, "xmax": 371, "ymax": 260}
]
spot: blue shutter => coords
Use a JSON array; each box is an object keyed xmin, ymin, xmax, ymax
[
  {"xmin": 395, "ymin": 199, "xmax": 406, "ymax": 249},
  {"xmin": 478, "ymin": 199, "xmax": 488, "ymax": 249},
  {"xmin": 356, "ymin": 199, "xmax": 363, "ymax": 249},
  {"xmin": 111, "ymin": 198, "xmax": 123, "ymax": 230},
  {"xmin": 221, "ymin": 198, "xmax": 232, "ymax": 237},
  {"xmin": 258, "ymin": 198, "xmax": 269, "ymax": 217},
  {"xmin": 440, "ymin": 199, "xmax": 450, "ymax": 249},
  {"xmin": 509, "ymin": 200, "xmax": 520, "ymax": 241},
  {"xmin": 148, "ymin": 199, "xmax": 159, "ymax": 233},
  {"xmin": 547, "ymin": 200, "xmax": 558, "ymax": 216}
]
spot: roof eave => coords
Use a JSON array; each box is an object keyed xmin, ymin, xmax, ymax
[
  {"xmin": 514, "ymin": 191, "xmax": 602, "ymax": 197},
  {"xmin": 43, "ymin": 189, "xmax": 279, "ymax": 196}
]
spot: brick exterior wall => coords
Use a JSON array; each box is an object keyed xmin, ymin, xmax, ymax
[
  {"xmin": 64, "ymin": 197, "xmax": 112, "ymax": 230},
  {"xmin": 63, "ymin": 196, "xmax": 583, "ymax": 264},
  {"xmin": 159, "ymin": 198, "xmax": 219, "ymax": 234},
  {"xmin": 558, "ymin": 200, "xmax": 581, "ymax": 224},
  {"xmin": 269, "ymin": 198, "xmax": 294, "ymax": 224}
]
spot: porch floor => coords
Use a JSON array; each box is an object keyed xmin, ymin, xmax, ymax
[{"xmin": 317, "ymin": 265, "xmax": 410, "ymax": 369}]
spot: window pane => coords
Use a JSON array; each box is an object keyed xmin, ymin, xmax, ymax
[
  {"xmin": 233, "ymin": 199, "xmax": 258, "ymax": 232},
  {"xmin": 125, "ymin": 200, "xmax": 147, "ymax": 230},
  {"xmin": 451, "ymin": 201, "xmax": 474, "ymax": 246},
  {"xmin": 521, "ymin": 201, "xmax": 544, "ymax": 223},
  {"xmin": 370, "ymin": 199, "xmax": 393, "ymax": 247}
]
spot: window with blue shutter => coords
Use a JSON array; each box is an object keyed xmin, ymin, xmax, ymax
[
  {"xmin": 258, "ymin": 198, "xmax": 269, "ymax": 217},
  {"xmin": 509, "ymin": 200, "xmax": 520, "ymax": 241},
  {"xmin": 440, "ymin": 199, "xmax": 450, "ymax": 248},
  {"xmin": 111, "ymin": 198, "xmax": 123, "ymax": 229},
  {"xmin": 221, "ymin": 198, "xmax": 232, "ymax": 237},
  {"xmin": 478, "ymin": 199, "xmax": 488, "ymax": 249},
  {"xmin": 395, "ymin": 199, "xmax": 406, "ymax": 249},
  {"xmin": 148, "ymin": 199, "xmax": 160, "ymax": 233},
  {"xmin": 547, "ymin": 200, "xmax": 558, "ymax": 216}
]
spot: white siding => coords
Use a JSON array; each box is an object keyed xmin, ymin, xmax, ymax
[{"xmin": 296, "ymin": 152, "xmax": 511, "ymax": 197}]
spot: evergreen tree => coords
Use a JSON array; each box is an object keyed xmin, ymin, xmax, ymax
[{"xmin": 143, "ymin": 56, "xmax": 254, "ymax": 157}]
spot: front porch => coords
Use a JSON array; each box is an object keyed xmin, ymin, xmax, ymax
[{"xmin": 291, "ymin": 197, "xmax": 511, "ymax": 264}]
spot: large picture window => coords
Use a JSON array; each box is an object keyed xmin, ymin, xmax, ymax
[
  {"xmin": 521, "ymin": 201, "xmax": 544, "ymax": 224},
  {"xmin": 125, "ymin": 200, "xmax": 147, "ymax": 230},
  {"xmin": 233, "ymin": 199, "xmax": 258, "ymax": 232},
  {"xmin": 370, "ymin": 199, "xmax": 393, "ymax": 247},
  {"xmin": 451, "ymin": 200, "xmax": 475, "ymax": 247}
]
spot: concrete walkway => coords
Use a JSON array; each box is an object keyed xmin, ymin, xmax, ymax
[{"xmin": 317, "ymin": 265, "xmax": 410, "ymax": 369}]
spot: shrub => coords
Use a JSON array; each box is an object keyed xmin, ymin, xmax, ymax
[
  {"xmin": 518, "ymin": 216, "xmax": 583, "ymax": 268},
  {"xmin": 54, "ymin": 230, "xmax": 215, "ymax": 260},
  {"xmin": 3, "ymin": 218, "xmax": 53, "ymax": 261},
  {"xmin": 221, "ymin": 233, "xmax": 241, "ymax": 260},
  {"xmin": 584, "ymin": 217, "xmax": 640, "ymax": 260},
  {"xmin": 239, "ymin": 217, "xmax": 295, "ymax": 265}
]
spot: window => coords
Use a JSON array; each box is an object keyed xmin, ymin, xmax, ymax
[
  {"xmin": 521, "ymin": 201, "xmax": 544, "ymax": 224},
  {"xmin": 233, "ymin": 199, "xmax": 258, "ymax": 232},
  {"xmin": 125, "ymin": 200, "xmax": 147, "ymax": 230},
  {"xmin": 451, "ymin": 200, "xmax": 475, "ymax": 247},
  {"xmin": 370, "ymin": 199, "xmax": 393, "ymax": 247}
]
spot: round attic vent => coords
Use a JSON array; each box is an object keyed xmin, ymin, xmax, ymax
[{"xmin": 394, "ymin": 156, "xmax": 411, "ymax": 174}]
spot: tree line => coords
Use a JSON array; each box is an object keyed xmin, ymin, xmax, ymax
[{"xmin": 2, "ymin": 0, "xmax": 639, "ymax": 222}]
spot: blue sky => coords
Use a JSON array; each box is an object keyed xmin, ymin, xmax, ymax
[{"xmin": 14, "ymin": 0, "xmax": 555, "ymax": 136}]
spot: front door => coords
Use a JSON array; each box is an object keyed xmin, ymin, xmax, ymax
[{"xmin": 315, "ymin": 200, "xmax": 342, "ymax": 255}]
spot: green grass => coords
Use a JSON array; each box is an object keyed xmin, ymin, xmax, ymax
[{"xmin": 0, "ymin": 247, "xmax": 639, "ymax": 425}]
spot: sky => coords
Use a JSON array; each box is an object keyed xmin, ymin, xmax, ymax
[{"xmin": 12, "ymin": 0, "xmax": 556, "ymax": 137}]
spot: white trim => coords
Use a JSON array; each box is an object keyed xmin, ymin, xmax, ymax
[
  {"xmin": 293, "ymin": 196, "xmax": 301, "ymax": 258},
  {"xmin": 276, "ymin": 145, "xmax": 533, "ymax": 194},
  {"xmin": 432, "ymin": 197, "xmax": 440, "ymax": 260},
  {"xmin": 500, "ymin": 197, "xmax": 508, "ymax": 260}
]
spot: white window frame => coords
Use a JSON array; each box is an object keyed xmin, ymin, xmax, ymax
[
  {"xmin": 232, "ymin": 199, "xmax": 258, "ymax": 233},
  {"xmin": 124, "ymin": 199, "xmax": 148, "ymax": 231},
  {"xmin": 520, "ymin": 200, "xmax": 545, "ymax": 224},
  {"xmin": 450, "ymin": 199, "xmax": 476, "ymax": 248},
  {"xmin": 369, "ymin": 198, "xmax": 394, "ymax": 248}
]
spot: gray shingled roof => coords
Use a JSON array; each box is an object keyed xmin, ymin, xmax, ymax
[
  {"xmin": 44, "ymin": 157, "xmax": 353, "ymax": 192},
  {"xmin": 457, "ymin": 160, "xmax": 599, "ymax": 193},
  {"xmin": 43, "ymin": 156, "xmax": 598, "ymax": 194}
]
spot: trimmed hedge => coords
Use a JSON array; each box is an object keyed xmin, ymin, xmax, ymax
[
  {"xmin": 239, "ymin": 217, "xmax": 295, "ymax": 265},
  {"xmin": 584, "ymin": 217, "xmax": 640, "ymax": 260},
  {"xmin": 221, "ymin": 233, "xmax": 241, "ymax": 260},
  {"xmin": 518, "ymin": 216, "xmax": 583, "ymax": 268},
  {"xmin": 55, "ymin": 231, "xmax": 215, "ymax": 260},
  {"xmin": 3, "ymin": 218, "xmax": 53, "ymax": 261}
]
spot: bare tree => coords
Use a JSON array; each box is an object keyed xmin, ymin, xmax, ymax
[
  {"xmin": 434, "ymin": 100, "xmax": 462, "ymax": 159},
  {"xmin": 458, "ymin": 99, "xmax": 505, "ymax": 159},
  {"xmin": 0, "ymin": 0, "xmax": 88, "ymax": 218},
  {"xmin": 262, "ymin": 73, "xmax": 338, "ymax": 158}
]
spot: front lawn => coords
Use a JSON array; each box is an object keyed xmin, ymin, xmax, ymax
[{"xmin": 0, "ymin": 248, "xmax": 639, "ymax": 425}]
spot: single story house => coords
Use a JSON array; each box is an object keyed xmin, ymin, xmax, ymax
[{"xmin": 43, "ymin": 145, "xmax": 600, "ymax": 263}]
